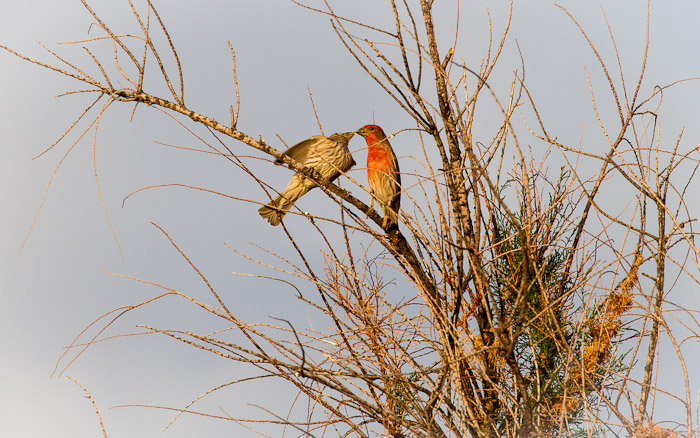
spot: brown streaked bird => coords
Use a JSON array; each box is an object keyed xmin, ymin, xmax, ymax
[
  {"xmin": 355, "ymin": 124, "xmax": 400, "ymax": 229},
  {"xmin": 258, "ymin": 132, "xmax": 355, "ymax": 226}
]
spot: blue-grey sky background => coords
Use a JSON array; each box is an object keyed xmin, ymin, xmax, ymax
[{"xmin": 2, "ymin": 1, "xmax": 699, "ymax": 437}]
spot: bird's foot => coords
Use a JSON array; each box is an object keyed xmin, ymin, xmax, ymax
[
  {"xmin": 388, "ymin": 227, "xmax": 401, "ymax": 244},
  {"xmin": 381, "ymin": 217, "xmax": 400, "ymax": 235}
]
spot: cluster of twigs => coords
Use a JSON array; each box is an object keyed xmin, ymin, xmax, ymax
[{"xmin": 4, "ymin": 0, "xmax": 700, "ymax": 437}]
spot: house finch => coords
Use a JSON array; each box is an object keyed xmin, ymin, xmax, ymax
[
  {"xmin": 356, "ymin": 124, "xmax": 401, "ymax": 229},
  {"xmin": 258, "ymin": 132, "xmax": 355, "ymax": 226}
]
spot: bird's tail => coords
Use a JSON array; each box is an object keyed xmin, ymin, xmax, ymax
[{"xmin": 258, "ymin": 183, "xmax": 308, "ymax": 226}]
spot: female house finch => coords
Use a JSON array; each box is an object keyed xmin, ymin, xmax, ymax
[
  {"xmin": 258, "ymin": 132, "xmax": 355, "ymax": 226},
  {"xmin": 356, "ymin": 125, "xmax": 401, "ymax": 229}
]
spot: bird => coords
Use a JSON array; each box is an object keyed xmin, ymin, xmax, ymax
[
  {"xmin": 258, "ymin": 132, "xmax": 356, "ymax": 226},
  {"xmin": 355, "ymin": 124, "xmax": 401, "ymax": 230}
]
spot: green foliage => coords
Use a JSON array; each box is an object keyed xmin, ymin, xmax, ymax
[{"xmin": 482, "ymin": 170, "xmax": 624, "ymax": 436}]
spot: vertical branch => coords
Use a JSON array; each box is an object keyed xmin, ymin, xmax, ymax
[
  {"xmin": 227, "ymin": 41, "xmax": 240, "ymax": 128},
  {"xmin": 146, "ymin": 0, "xmax": 185, "ymax": 103},
  {"xmin": 67, "ymin": 377, "xmax": 108, "ymax": 438},
  {"xmin": 637, "ymin": 182, "xmax": 667, "ymax": 424},
  {"xmin": 307, "ymin": 86, "xmax": 324, "ymax": 135}
]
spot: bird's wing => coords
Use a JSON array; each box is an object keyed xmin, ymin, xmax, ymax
[
  {"xmin": 392, "ymin": 152, "xmax": 401, "ymax": 184},
  {"xmin": 391, "ymin": 145, "xmax": 401, "ymax": 211},
  {"xmin": 275, "ymin": 136, "xmax": 325, "ymax": 164}
]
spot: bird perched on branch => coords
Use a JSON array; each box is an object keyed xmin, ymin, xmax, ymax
[
  {"xmin": 258, "ymin": 132, "xmax": 356, "ymax": 226},
  {"xmin": 356, "ymin": 124, "xmax": 401, "ymax": 230}
]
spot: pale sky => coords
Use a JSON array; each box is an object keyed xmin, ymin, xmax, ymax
[{"xmin": 2, "ymin": 1, "xmax": 699, "ymax": 437}]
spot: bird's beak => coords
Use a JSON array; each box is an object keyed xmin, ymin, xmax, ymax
[
  {"xmin": 342, "ymin": 132, "xmax": 355, "ymax": 141},
  {"xmin": 355, "ymin": 127, "xmax": 367, "ymax": 136}
]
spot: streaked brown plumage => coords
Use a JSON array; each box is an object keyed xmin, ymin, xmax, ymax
[
  {"xmin": 258, "ymin": 132, "xmax": 355, "ymax": 226},
  {"xmin": 356, "ymin": 124, "xmax": 400, "ymax": 229}
]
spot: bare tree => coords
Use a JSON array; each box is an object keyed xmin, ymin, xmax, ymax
[{"xmin": 3, "ymin": 0, "xmax": 699, "ymax": 437}]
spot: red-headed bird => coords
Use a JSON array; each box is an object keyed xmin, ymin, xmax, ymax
[
  {"xmin": 258, "ymin": 132, "xmax": 356, "ymax": 226},
  {"xmin": 356, "ymin": 125, "xmax": 401, "ymax": 229}
]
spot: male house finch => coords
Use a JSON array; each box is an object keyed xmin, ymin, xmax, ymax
[
  {"xmin": 258, "ymin": 132, "xmax": 355, "ymax": 226},
  {"xmin": 355, "ymin": 124, "xmax": 401, "ymax": 229}
]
